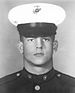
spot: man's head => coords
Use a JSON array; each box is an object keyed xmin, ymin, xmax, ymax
[
  {"xmin": 17, "ymin": 23, "xmax": 58, "ymax": 66},
  {"xmin": 8, "ymin": 3, "xmax": 66, "ymax": 67}
]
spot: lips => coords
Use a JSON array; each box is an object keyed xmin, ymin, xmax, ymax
[{"xmin": 34, "ymin": 53, "xmax": 44, "ymax": 57}]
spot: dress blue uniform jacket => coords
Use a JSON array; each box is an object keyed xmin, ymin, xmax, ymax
[{"xmin": 0, "ymin": 67, "xmax": 75, "ymax": 93}]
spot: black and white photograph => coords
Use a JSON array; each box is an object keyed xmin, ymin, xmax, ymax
[{"xmin": 0, "ymin": 0, "xmax": 75, "ymax": 93}]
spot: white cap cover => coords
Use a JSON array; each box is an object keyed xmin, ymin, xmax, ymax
[{"xmin": 8, "ymin": 3, "xmax": 66, "ymax": 26}]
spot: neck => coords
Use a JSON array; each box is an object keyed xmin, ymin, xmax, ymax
[{"xmin": 24, "ymin": 59, "xmax": 53, "ymax": 75}]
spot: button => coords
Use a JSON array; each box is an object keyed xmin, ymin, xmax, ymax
[
  {"xmin": 28, "ymin": 74, "xmax": 32, "ymax": 79},
  {"xmin": 16, "ymin": 73, "xmax": 20, "ymax": 77},
  {"xmin": 43, "ymin": 75, "xmax": 47, "ymax": 80},
  {"xmin": 57, "ymin": 73, "xmax": 61, "ymax": 77},
  {"xmin": 35, "ymin": 85, "xmax": 40, "ymax": 91}
]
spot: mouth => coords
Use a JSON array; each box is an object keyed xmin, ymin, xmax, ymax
[{"xmin": 34, "ymin": 53, "xmax": 44, "ymax": 57}]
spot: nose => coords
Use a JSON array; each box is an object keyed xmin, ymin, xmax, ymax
[{"xmin": 36, "ymin": 37, "xmax": 43, "ymax": 49}]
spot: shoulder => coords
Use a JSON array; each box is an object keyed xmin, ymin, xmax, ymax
[
  {"xmin": 55, "ymin": 69, "xmax": 75, "ymax": 86},
  {"xmin": 0, "ymin": 70, "xmax": 22, "ymax": 85}
]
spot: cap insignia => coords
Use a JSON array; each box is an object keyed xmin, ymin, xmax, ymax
[{"xmin": 33, "ymin": 5, "xmax": 41, "ymax": 14}]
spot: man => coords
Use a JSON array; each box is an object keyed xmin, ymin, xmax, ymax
[{"xmin": 0, "ymin": 3, "xmax": 75, "ymax": 93}]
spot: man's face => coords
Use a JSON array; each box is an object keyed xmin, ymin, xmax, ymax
[{"xmin": 22, "ymin": 36, "xmax": 54, "ymax": 66}]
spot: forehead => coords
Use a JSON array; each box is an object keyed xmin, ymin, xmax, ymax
[{"xmin": 22, "ymin": 35, "xmax": 55, "ymax": 41}]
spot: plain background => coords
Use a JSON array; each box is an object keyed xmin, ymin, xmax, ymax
[{"xmin": 0, "ymin": 0, "xmax": 75, "ymax": 78}]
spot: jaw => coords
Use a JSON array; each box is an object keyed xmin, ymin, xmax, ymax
[
  {"xmin": 24, "ymin": 57, "xmax": 53, "ymax": 75},
  {"xmin": 24, "ymin": 55, "xmax": 53, "ymax": 66}
]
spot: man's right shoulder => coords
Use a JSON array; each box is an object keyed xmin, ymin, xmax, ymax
[{"xmin": 0, "ymin": 70, "xmax": 22, "ymax": 85}]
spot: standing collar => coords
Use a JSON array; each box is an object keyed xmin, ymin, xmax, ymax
[{"xmin": 21, "ymin": 67, "xmax": 56, "ymax": 83}]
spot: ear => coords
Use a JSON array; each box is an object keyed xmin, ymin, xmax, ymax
[
  {"xmin": 17, "ymin": 41, "xmax": 23, "ymax": 54},
  {"xmin": 53, "ymin": 40, "xmax": 58, "ymax": 52}
]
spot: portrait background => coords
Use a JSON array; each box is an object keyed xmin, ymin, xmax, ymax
[{"xmin": 0, "ymin": 0, "xmax": 75, "ymax": 78}]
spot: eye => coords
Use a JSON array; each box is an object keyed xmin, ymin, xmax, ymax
[
  {"xmin": 27, "ymin": 38, "xmax": 34, "ymax": 41},
  {"xmin": 43, "ymin": 38, "xmax": 50, "ymax": 41}
]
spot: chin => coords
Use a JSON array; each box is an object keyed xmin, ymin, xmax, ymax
[
  {"xmin": 25, "ymin": 56, "xmax": 51, "ymax": 66},
  {"xmin": 31, "ymin": 59, "xmax": 49, "ymax": 66}
]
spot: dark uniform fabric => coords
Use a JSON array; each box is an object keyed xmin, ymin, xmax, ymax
[{"xmin": 0, "ymin": 67, "xmax": 75, "ymax": 93}]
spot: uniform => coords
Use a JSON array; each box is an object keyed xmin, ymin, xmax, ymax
[
  {"xmin": 1, "ymin": 2, "xmax": 75, "ymax": 93},
  {"xmin": 0, "ymin": 67, "xmax": 75, "ymax": 93}
]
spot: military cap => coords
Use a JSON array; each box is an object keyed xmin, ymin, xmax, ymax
[{"xmin": 8, "ymin": 3, "xmax": 66, "ymax": 37}]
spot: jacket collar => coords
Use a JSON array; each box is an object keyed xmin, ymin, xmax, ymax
[{"xmin": 21, "ymin": 67, "xmax": 56, "ymax": 84}]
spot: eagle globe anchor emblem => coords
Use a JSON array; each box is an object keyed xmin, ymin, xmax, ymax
[{"xmin": 33, "ymin": 5, "xmax": 41, "ymax": 14}]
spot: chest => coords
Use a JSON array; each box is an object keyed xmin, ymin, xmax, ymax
[{"xmin": 1, "ymin": 77, "xmax": 73, "ymax": 93}]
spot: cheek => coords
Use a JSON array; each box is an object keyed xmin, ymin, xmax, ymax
[
  {"xmin": 23, "ymin": 43, "xmax": 35, "ymax": 55},
  {"xmin": 44, "ymin": 43, "xmax": 53, "ymax": 55}
]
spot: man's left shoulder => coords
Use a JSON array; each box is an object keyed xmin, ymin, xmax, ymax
[{"xmin": 55, "ymin": 70, "xmax": 75, "ymax": 87}]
